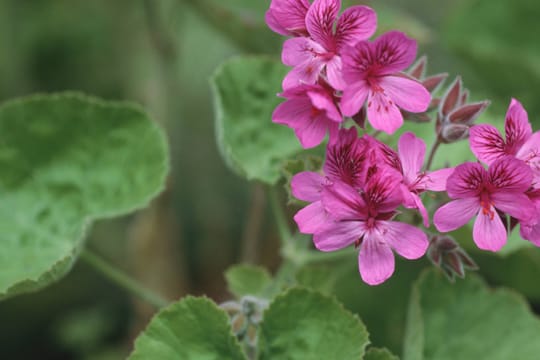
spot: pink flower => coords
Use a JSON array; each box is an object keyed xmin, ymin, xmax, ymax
[
  {"xmin": 281, "ymin": 0, "xmax": 376, "ymax": 90},
  {"xmin": 341, "ymin": 31, "xmax": 431, "ymax": 134},
  {"xmin": 397, "ymin": 132, "xmax": 453, "ymax": 227},
  {"xmin": 272, "ymin": 83, "xmax": 342, "ymax": 148},
  {"xmin": 434, "ymin": 158, "xmax": 535, "ymax": 252},
  {"xmin": 291, "ymin": 171, "xmax": 330, "ymax": 234},
  {"xmin": 312, "ymin": 168, "xmax": 428, "ymax": 285},
  {"xmin": 265, "ymin": 0, "xmax": 310, "ymax": 37},
  {"xmin": 470, "ymin": 98, "xmax": 540, "ymax": 187},
  {"xmin": 520, "ymin": 188, "xmax": 540, "ymax": 246}
]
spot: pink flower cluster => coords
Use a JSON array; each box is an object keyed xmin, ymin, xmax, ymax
[
  {"xmin": 269, "ymin": 0, "xmax": 431, "ymax": 146},
  {"xmin": 266, "ymin": 0, "xmax": 540, "ymax": 285},
  {"xmin": 435, "ymin": 99, "xmax": 540, "ymax": 251}
]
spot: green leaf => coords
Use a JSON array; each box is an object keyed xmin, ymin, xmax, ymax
[
  {"xmin": 259, "ymin": 287, "xmax": 369, "ymax": 359},
  {"xmin": 129, "ymin": 296, "xmax": 246, "ymax": 360},
  {"xmin": 0, "ymin": 92, "xmax": 168, "ymax": 299},
  {"xmin": 225, "ymin": 264, "xmax": 272, "ymax": 298},
  {"xmin": 295, "ymin": 265, "xmax": 339, "ymax": 295},
  {"xmin": 212, "ymin": 56, "xmax": 303, "ymax": 185},
  {"xmin": 364, "ymin": 347, "xmax": 399, "ymax": 360},
  {"xmin": 404, "ymin": 269, "xmax": 540, "ymax": 360}
]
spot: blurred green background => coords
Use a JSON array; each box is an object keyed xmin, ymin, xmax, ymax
[{"xmin": 0, "ymin": 0, "xmax": 539, "ymax": 358}]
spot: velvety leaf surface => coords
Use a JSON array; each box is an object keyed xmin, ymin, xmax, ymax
[
  {"xmin": 129, "ymin": 296, "xmax": 246, "ymax": 360},
  {"xmin": 0, "ymin": 93, "xmax": 168, "ymax": 299},
  {"xmin": 225, "ymin": 264, "xmax": 272, "ymax": 298},
  {"xmin": 212, "ymin": 56, "xmax": 303, "ymax": 185},
  {"xmin": 404, "ymin": 269, "xmax": 540, "ymax": 360},
  {"xmin": 364, "ymin": 347, "xmax": 399, "ymax": 360},
  {"xmin": 259, "ymin": 287, "xmax": 369, "ymax": 359}
]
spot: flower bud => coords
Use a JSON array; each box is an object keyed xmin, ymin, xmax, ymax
[{"xmin": 427, "ymin": 234, "xmax": 478, "ymax": 281}]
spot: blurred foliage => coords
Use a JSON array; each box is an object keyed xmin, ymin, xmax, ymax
[{"xmin": 0, "ymin": 0, "xmax": 539, "ymax": 358}]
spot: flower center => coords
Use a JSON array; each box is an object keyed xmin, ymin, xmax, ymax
[{"xmin": 480, "ymin": 192, "xmax": 495, "ymax": 220}]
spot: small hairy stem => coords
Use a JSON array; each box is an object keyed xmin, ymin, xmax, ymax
[
  {"xmin": 80, "ymin": 249, "xmax": 169, "ymax": 309},
  {"xmin": 241, "ymin": 183, "xmax": 266, "ymax": 263},
  {"xmin": 268, "ymin": 186, "xmax": 292, "ymax": 247},
  {"xmin": 425, "ymin": 137, "xmax": 442, "ymax": 171}
]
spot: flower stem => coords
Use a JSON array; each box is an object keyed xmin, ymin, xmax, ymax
[
  {"xmin": 425, "ymin": 138, "xmax": 441, "ymax": 171},
  {"xmin": 268, "ymin": 186, "xmax": 292, "ymax": 247},
  {"xmin": 80, "ymin": 249, "xmax": 169, "ymax": 309}
]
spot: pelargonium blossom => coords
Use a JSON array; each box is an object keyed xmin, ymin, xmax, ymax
[
  {"xmin": 313, "ymin": 168, "xmax": 428, "ymax": 285},
  {"xmin": 434, "ymin": 158, "xmax": 535, "ymax": 251},
  {"xmin": 272, "ymin": 83, "xmax": 342, "ymax": 148},
  {"xmin": 341, "ymin": 31, "xmax": 431, "ymax": 134},
  {"xmin": 470, "ymin": 98, "xmax": 540, "ymax": 185},
  {"xmin": 265, "ymin": 0, "xmax": 310, "ymax": 37},
  {"xmin": 281, "ymin": 0, "xmax": 376, "ymax": 89},
  {"xmin": 397, "ymin": 132, "xmax": 453, "ymax": 226}
]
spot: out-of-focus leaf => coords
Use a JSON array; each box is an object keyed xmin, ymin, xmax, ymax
[
  {"xmin": 212, "ymin": 56, "xmax": 303, "ymax": 185},
  {"xmin": 365, "ymin": 347, "xmax": 399, "ymax": 360},
  {"xmin": 129, "ymin": 296, "xmax": 246, "ymax": 360},
  {"xmin": 259, "ymin": 287, "xmax": 369, "ymax": 359},
  {"xmin": 295, "ymin": 265, "xmax": 338, "ymax": 295},
  {"xmin": 225, "ymin": 264, "xmax": 272, "ymax": 298},
  {"xmin": 185, "ymin": 0, "xmax": 281, "ymax": 54},
  {"xmin": 473, "ymin": 247, "xmax": 540, "ymax": 302},
  {"xmin": 444, "ymin": 0, "xmax": 540, "ymax": 114},
  {"xmin": 404, "ymin": 269, "xmax": 540, "ymax": 360},
  {"xmin": 0, "ymin": 93, "xmax": 168, "ymax": 299}
]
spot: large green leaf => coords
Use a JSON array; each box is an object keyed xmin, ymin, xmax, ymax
[
  {"xmin": 212, "ymin": 56, "xmax": 303, "ymax": 185},
  {"xmin": 0, "ymin": 93, "xmax": 168, "ymax": 299},
  {"xmin": 404, "ymin": 270, "xmax": 540, "ymax": 360},
  {"xmin": 259, "ymin": 287, "xmax": 369, "ymax": 359},
  {"xmin": 129, "ymin": 296, "xmax": 246, "ymax": 360}
]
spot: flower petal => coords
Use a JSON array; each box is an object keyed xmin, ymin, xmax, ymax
[
  {"xmin": 473, "ymin": 207, "xmax": 507, "ymax": 251},
  {"xmin": 446, "ymin": 162, "xmax": 486, "ymax": 198},
  {"xmin": 424, "ymin": 167, "xmax": 454, "ymax": 191},
  {"xmin": 282, "ymin": 59, "xmax": 326, "ymax": 89},
  {"xmin": 492, "ymin": 192, "xmax": 535, "ymax": 223},
  {"xmin": 325, "ymin": 56, "xmax": 347, "ymax": 90},
  {"xmin": 469, "ymin": 124, "xmax": 506, "ymax": 165},
  {"xmin": 381, "ymin": 220, "xmax": 429, "ymax": 259},
  {"xmin": 488, "ymin": 157, "xmax": 532, "ymax": 192},
  {"xmin": 291, "ymin": 171, "xmax": 325, "ymax": 202},
  {"xmin": 321, "ymin": 181, "xmax": 367, "ymax": 220},
  {"xmin": 505, "ymin": 98, "xmax": 532, "ymax": 152},
  {"xmin": 294, "ymin": 201, "xmax": 327, "ymax": 234},
  {"xmin": 266, "ymin": 0, "xmax": 310, "ymax": 36},
  {"xmin": 282, "ymin": 37, "xmax": 325, "ymax": 67},
  {"xmin": 272, "ymin": 98, "xmax": 312, "ymax": 127},
  {"xmin": 366, "ymin": 91, "xmax": 403, "ymax": 134},
  {"xmin": 314, "ymin": 220, "xmax": 365, "ymax": 251},
  {"xmin": 372, "ymin": 31, "xmax": 417, "ymax": 75},
  {"xmin": 294, "ymin": 114, "xmax": 331, "ymax": 148},
  {"xmin": 520, "ymin": 222, "xmax": 540, "ymax": 247},
  {"xmin": 379, "ymin": 76, "xmax": 431, "ymax": 113},
  {"xmin": 341, "ymin": 81, "xmax": 369, "ymax": 117},
  {"xmin": 307, "ymin": 86, "xmax": 342, "ymax": 122},
  {"xmin": 334, "ymin": 5, "xmax": 377, "ymax": 50},
  {"xmin": 434, "ymin": 198, "xmax": 479, "ymax": 232},
  {"xmin": 359, "ymin": 233, "xmax": 395, "ymax": 285},
  {"xmin": 398, "ymin": 131, "xmax": 426, "ymax": 180},
  {"xmin": 306, "ymin": 0, "xmax": 340, "ymax": 51}
]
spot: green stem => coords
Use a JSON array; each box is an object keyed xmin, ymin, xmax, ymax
[
  {"xmin": 425, "ymin": 137, "xmax": 441, "ymax": 171},
  {"xmin": 268, "ymin": 186, "xmax": 292, "ymax": 246},
  {"xmin": 80, "ymin": 249, "xmax": 169, "ymax": 309}
]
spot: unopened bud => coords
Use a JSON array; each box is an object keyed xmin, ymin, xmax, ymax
[
  {"xmin": 441, "ymin": 123, "xmax": 469, "ymax": 143},
  {"xmin": 428, "ymin": 235, "xmax": 478, "ymax": 281},
  {"xmin": 449, "ymin": 101, "xmax": 490, "ymax": 125}
]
